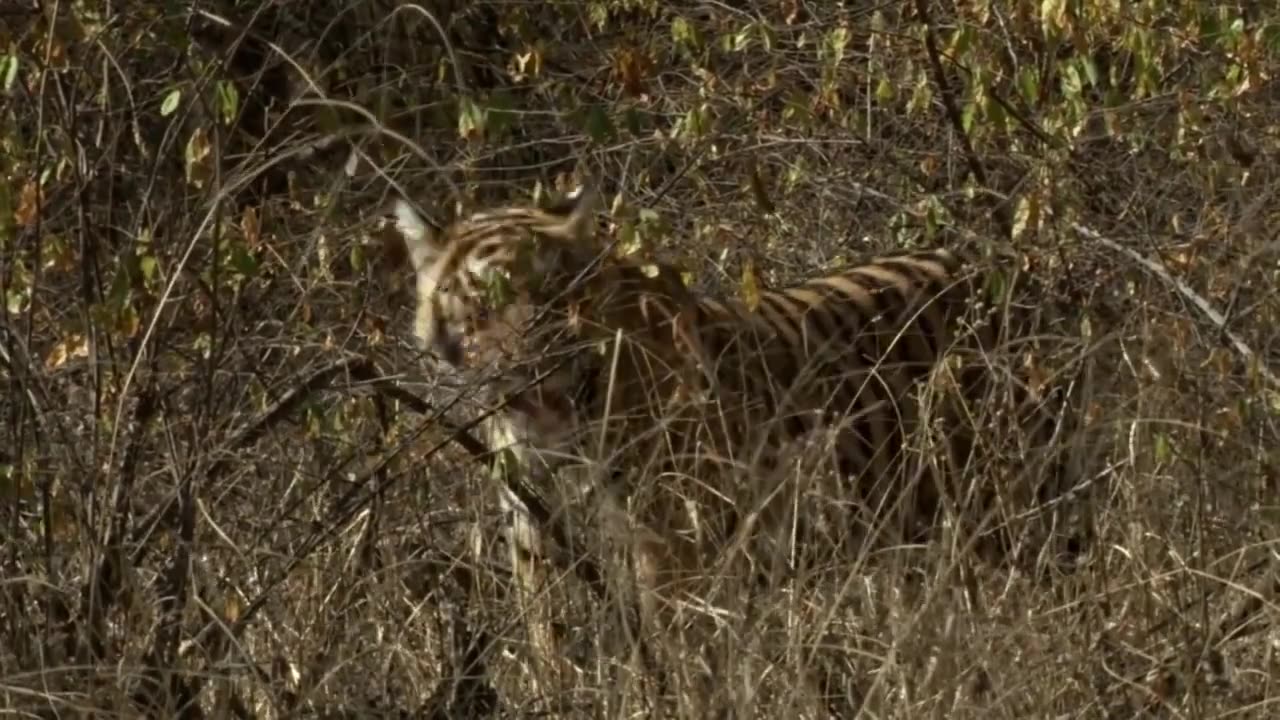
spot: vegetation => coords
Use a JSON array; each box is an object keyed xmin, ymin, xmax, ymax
[{"xmin": 2, "ymin": 0, "xmax": 1278, "ymax": 716}]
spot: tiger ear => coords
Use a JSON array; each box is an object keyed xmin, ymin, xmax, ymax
[
  {"xmin": 392, "ymin": 198, "xmax": 445, "ymax": 272},
  {"xmin": 545, "ymin": 184, "xmax": 600, "ymax": 241}
]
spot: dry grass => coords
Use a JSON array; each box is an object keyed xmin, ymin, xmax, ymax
[{"xmin": 3, "ymin": 1, "xmax": 1280, "ymax": 717}]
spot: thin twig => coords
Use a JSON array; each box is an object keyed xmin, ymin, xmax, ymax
[
  {"xmin": 913, "ymin": 0, "xmax": 1013, "ymax": 238},
  {"xmin": 1078, "ymin": 222, "xmax": 1280, "ymax": 390}
]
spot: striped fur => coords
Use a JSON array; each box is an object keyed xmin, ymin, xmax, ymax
[
  {"xmin": 668, "ymin": 247, "xmax": 1075, "ymax": 568},
  {"xmin": 394, "ymin": 185, "xmax": 1081, "ymax": 701},
  {"xmin": 394, "ymin": 187, "xmax": 700, "ymax": 477},
  {"xmin": 394, "ymin": 186, "xmax": 709, "ymax": 691}
]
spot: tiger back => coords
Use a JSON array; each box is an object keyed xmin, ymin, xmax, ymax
[{"xmin": 676, "ymin": 248, "xmax": 1075, "ymax": 568}]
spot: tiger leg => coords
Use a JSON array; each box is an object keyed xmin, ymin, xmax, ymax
[{"xmin": 494, "ymin": 479, "xmax": 583, "ymax": 696}]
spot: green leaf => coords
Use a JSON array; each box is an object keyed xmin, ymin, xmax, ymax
[
  {"xmin": 1, "ymin": 55, "xmax": 19, "ymax": 92},
  {"xmin": 923, "ymin": 201, "xmax": 943, "ymax": 240},
  {"xmin": 759, "ymin": 23, "xmax": 775, "ymax": 52},
  {"xmin": 350, "ymin": 243, "xmax": 365, "ymax": 273},
  {"xmin": 1153, "ymin": 432, "xmax": 1171, "ymax": 464},
  {"xmin": 985, "ymin": 269, "xmax": 1007, "ymax": 305},
  {"xmin": 875, "ymin": 76, "xmax": 895, "ymax": 103},
  {"xmin": 458, "ymin": 96, "xmax": 486, "ymax": 141},
  {"xmin": 229, "ymin": 245, "xmax": 258, "ymax": 277},
  {"xmin": 216, "ymin": 80, "xmax": 239, "ymax": 125},
  {"xmin": 908, "ymin": 73, "xmax": 933, "ymax": 114},
  {"xmin": 948, "ymin": 26, "xmax": 973, "ymax": 57},
  {"xmin": 622, "ymin": 106, "xmax": 644, "ymax": 136},
  {"xmin": 985, "ymin": 94, "xmax": 1007, "ymax": 134},
  {"xmin": 486, "ymin": 91, "xmax": 516, "ymax": 137},
  {"xmin": 961, "ymin": 100, "xmax": 977, "ymax": 133},
  {"xmin": 1040, "ymin": 0, "xmax": 1065, "ymax": 36},
  {"xmin": 140, "ymin": 255, "xmax": 159, "ymax": 284},
  {"xmin": 617, "ymin": 220, "xmax": 642, "ymax": 256},
  {"xmin": 1198, "ymin": 13, "xmax": 1220, "ymax": 40},
  {"xmin": 483, "ymin": 268, "xmax": 515, "ymax": 309},
  {"xmin": 6, "ymin": 288, "xmax": 29, "ymax": 313},
  {"xmin": 1080, "ymin": 58, "xmax": 1099, "ymax": 88},
  {"xmin": 824, "ymin": 26, "xmax": 850, "ymax": 66},
  {"xmin": 782, "ymin": 91, "xmax": 812, "ymax": 124},
  {"xmin": 680, "ymin": 104, "xmax": 712, "ymax": 138},
  {"xmin": 671, "ymin": 16, "xmax": 690, "ymax": 43},
  {"xmin": 588, "ymin": 2, "xmax": 609, "ymax": 30},
  {"xmin": 1061, "ymin": 62, "xmax": 1083, "ymax": 98},
  {"xmin": 1259, "ymin": 23, "xmax": 1280, "ymax": 56},
  {"xmin": 107, "ymin": 258, "xmax": 133, "ymax": 304},
  {"xmin": 581, "ymin": 104, "xmax": 614, "ymax": 143},
  {"xmin": 160, "ymin": 88, "xmax": 181, "ymax": 117},
  {"xmin": 1018, "ymin": 66, "xmax": 1039, "ymax": 103}
]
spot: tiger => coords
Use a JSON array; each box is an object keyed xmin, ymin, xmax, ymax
[
  {"xmin": 392, "ymin": 184, "xmax": 710, "ymax": 690},
  {"xmin": 392, "ymin": 182, "xmax": 1087, "ymax": 706}
]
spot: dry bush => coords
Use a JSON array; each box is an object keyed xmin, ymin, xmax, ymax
[{"xmin": 2, "ymin": 0, "xmax": 1278, "ymax": 717}]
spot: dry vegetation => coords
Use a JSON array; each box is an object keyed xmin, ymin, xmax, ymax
[{"xmin": 3, "ymin": 0, "xmax": 1280, "ymax": 717}]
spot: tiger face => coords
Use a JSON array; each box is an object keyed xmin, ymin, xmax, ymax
[
  {"xmin": 393, "ymin": 186, "xmax": 702, "ymax": 467},
  {"xmin": 393, "ymin": 188, "xmax": 599, "ymax": 368}
]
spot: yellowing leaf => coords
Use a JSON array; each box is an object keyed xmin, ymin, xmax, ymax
[
  {"xmin": 184, "ymin": 127, "xmax": 213, "ymax": 188},
  {"xmin": 45, "ymin": 334, "xmax": 89, "ymax": 370},
  {"xmin": 40, "ymin": 235, "xmax": 76, "ymax": 272},
  {"xmin": 224, "ymin": 593, "xmax": 242, "ymax": 623},
  {"xmin": 116, "ymin": 304, "xmax": 141, "ymax": 339},
  {"xmin": 616, "ymin": 220, "xmax": 643, "ymax": 257},
  {"xmin": 1011, "ymin": 193, "xmax": 1040, "ymax": 240},
  {"xmin": 513, "ymin": 46, "xmax": 542, "ymax": 79},
  {"xmin": 612, "ymin": 46, "xmax": 651, "ymax": 98},
  {"xmin": 14, "ymin": 179, "xmax": 41, "ymax": 229}
]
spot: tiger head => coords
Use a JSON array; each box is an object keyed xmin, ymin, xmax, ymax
[
  {"xmin": 392, "ymin": 185, "xmax": 704, "ymax": 460},
  {"xmin": 392, "ymin": 186, "xmax": 600, "ymax": 367}
]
